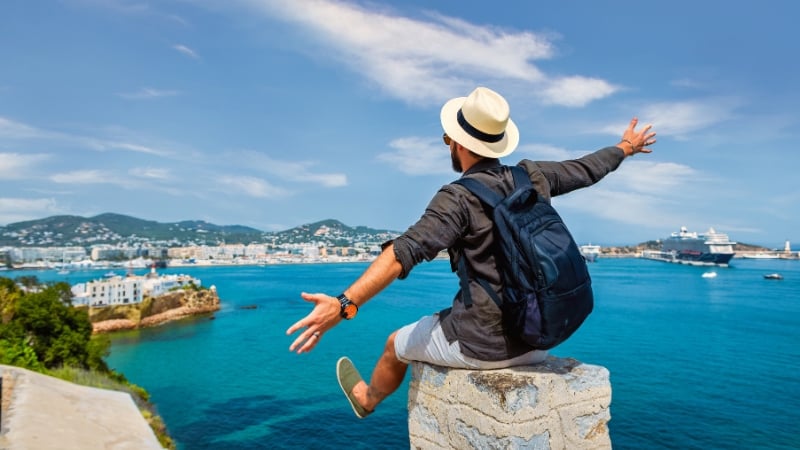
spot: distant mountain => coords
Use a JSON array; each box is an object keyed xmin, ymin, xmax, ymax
[
  {"xmin": 0, "ymin": 214, "xmax": 399, "ymax": 248},
  {"xmin": 268, "ymin": 219, "xmax": 398, "ymax": 247}
]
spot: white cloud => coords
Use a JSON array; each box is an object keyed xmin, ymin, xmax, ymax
[
  {"xmin": 117, "ymin": 87, "xmax": 181, "ymax": 100},
  {"xmin": 599, "ymin": 99, "xmax": 737, "ymax": 138},
  {"xmin": 559, "ymin": 188, "xmax": 683, "ymax": 228},
  {"xmin": 556, "ymin": 160, "xmax": 704, "ymax": 228},
  {"xmin": 244, "ymin": 0, "xmax": 614, "ymax": 107},
  {"xmin": 218, "ymin": 176, "xmax": 289, "ymax": 198},
  {"xmin": 68, "ymin": 0, "xmax": 189, "ymax": 26},
  {"xmin": 515, "ymin": 143, "xmax": 573, "ymax": 160},
  {"xmin": 0, "ymin": 116, "xmax": 173, "ymax": 158},
  {"xmin": 539, "ymin": 76, "xmax": 619, "ymax": 107},
  {"xmin": 642, "ymin": 100, "xmax": 737, "ymax": 138},
  {"xmin": 0, "ymin": 152, "xmax": 50, "ymax": 179},
  {"xmin": 50, "ymin": 169, "xmax": 114, "ymax": 184},
  {"xmin": 232, "ymin": 151, "xmax": 348, "ymax": 187},
  {"xmin": 376, "ymin": 136, "xmax": 452, "ymax": 175},
  {"xmin": 173, "ymin": 44, "xmax": 200, "ymax": 59},
  {"xmin": 607, "ymin": 160, "xmax": 699, "ymax": 195},
  {"xmin": 49, "ymin": 168, "xmax": 178, "ymax": 191},
  {"xmin": 0, "ymin": 117, "xmax": 48, "ymax": 139},
  {"xmin": 99, "ymin": 141, "xmax": 170, "ymax": 156},
  {"xmin": 129, "ymin": 167, "xmax": 171, "ymax": 179},
  {"xmin": 0, "ymin": 197, "xmax": 62, "ymax": 225}
]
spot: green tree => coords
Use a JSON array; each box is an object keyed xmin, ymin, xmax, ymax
[
  {"xmin": 0, "ymin": 276, "xmax": 21, "ymax": 323},
  {"xmin": 4, "ymin": 280, "xmax": 109, "ymax": 370}
]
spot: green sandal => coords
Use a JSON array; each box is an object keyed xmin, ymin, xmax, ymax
[{"xmin": 336, "ymin": 357, "xmax": 373, "ymax": 419}]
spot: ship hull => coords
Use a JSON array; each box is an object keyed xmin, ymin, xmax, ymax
[
  {"xmin": 641, "ymin": 250, "xmax": 734, "ymax": 267},
  {"xmin": 641, "ymin": 227, "xmax": 736, "ymax": 267}
]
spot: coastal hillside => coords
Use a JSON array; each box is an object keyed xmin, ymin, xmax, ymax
[
  {"xmin": 0, "ymin": 213, "xmax": 264, "ymax": 247},
  {"xmin": 0, "ymin": 214, "xmax": 399, "ymax": 248},
  {"xmin": 0, "ymin": 213, "xmax": 773, "ymax": 251}
]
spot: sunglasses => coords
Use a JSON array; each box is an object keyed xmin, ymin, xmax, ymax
[{"xmin": 443, "ymin": 133, "xmax": 452, "ymax": 146}]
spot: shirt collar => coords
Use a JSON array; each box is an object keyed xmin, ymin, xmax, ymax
[{"xmin": 463, "ymin": 158, "xmax": 501, "ymax": 176}]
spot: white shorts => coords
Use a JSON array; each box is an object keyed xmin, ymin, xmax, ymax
[{"xmin": 394, "ymin": 314, "xmax": 547, "ymax": 369}]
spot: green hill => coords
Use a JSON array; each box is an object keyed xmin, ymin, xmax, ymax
[{"xmin": 0, "ymin": 214, "xmax": 399, "ymax": 248}]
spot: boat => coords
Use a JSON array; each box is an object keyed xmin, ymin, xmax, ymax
[
  {"xmin": 763, "ymin": 273, "xmax": 783, "ymax": 280},
  {"xmin": 641, "ymin": 226, "xmax": 736, "ymax": 267},
  {"xmin": 701, "ymin": 271, "xmax": 717, "ymax": 278},
  {"xmin": 740, "ymin": 252, "xmax": 780, "ymax": 259},
  {"xmin": 580, "ymin": 244, "xmax": 601, "ymax": 262}
]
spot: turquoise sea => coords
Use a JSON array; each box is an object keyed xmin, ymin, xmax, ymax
[{"xmin": 11, "ymin": 258, "xmax": 800, "ymax": 449}]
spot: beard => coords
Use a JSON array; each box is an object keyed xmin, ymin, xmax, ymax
[{"xmin": 450, "ymin": 148, "xmax": 462, "ymax": 173}]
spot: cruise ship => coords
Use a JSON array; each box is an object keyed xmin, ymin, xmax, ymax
[{"xmin": 642, "ymin": 226, "xmax": 736, "ymax": 267}]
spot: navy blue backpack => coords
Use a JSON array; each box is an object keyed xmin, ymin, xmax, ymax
[{"xmin": 453, "ymin": 165, "xmax": 593, "ymax": 350}]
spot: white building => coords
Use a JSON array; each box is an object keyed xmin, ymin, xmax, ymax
[
  {"xmin": 72, "ymin": 276, "xmax": 143, "ymax": 307},
  {"xmin": 71, "ymin": 269, "xmax": 201, "ymax": 307},
  {"xmin": 142, "ymin": 268, "xmax": 201, "ymax": 297}
]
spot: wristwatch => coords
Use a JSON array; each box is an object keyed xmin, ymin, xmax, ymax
[{"xmin": 337, "ymin": 293, "xmax": 358, "ymax": 320}]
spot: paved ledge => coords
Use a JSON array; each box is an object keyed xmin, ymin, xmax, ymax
[
  {"xmin": 407, "ymin": 356, "xmax": 611, "ymax": 449},
  {"xmin": 0, "ymin": 365, "xmax": 163, "ymax": 450}
]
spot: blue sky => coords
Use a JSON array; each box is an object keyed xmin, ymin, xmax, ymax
[{"xmin": 1, "ymin": 0, "xmax": 798, "ymax": 247}]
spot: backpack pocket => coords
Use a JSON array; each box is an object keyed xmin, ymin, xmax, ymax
[
  {"xmin": 535, "ymin": 280, "xmax": 594, "ymax": 349},
  {"xmin": 502, "ymin": 290, "xmax": 543, "ymax": 346}
]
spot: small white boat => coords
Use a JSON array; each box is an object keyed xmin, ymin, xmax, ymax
[
  {"xmin": 701, "ymin": 271, "xmax": 717, "ymax": 278},
  {"xmin": 580, "ymin": 244, "xmax": 601, "ymax": 262},
  {"xmin": 763, "ymin": 273, "xmax": 783, "ymax": 280}
]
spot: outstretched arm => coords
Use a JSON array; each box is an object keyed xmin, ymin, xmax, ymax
[
  {"xmin": 617, "ymin": 117, "xmax": 656, "ymax": 156},
  {"xmin": 286, "ymin": 244, "xmax": 403, "ymax": 354}
]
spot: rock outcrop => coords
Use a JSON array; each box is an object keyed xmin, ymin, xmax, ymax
[
  {"xmin": 90, "ymin": 288, "xmax": 220, "ymax": 334},
  {"xmin": 407, "ymin": 356, "xmax": 611, "ymax": 449}
]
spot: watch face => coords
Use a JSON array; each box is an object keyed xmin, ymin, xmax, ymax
[{"xmin": 342, "ymin": 303, "xmax": 358, "ymax": 319}]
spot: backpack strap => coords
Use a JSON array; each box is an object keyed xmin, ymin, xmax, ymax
[
  {"xmin": 453, "ymin": 165, "xmax": 532, "ymax": 206},
  {"xmin": 509, "ymin": 165, "xmax": 532, "ymax": 189},
  {"xmin": 453, "ymin": 176, "xmax": 502, "ymax": 207},
  {"xmin": 452, "ymin": 166, "xmax": 529, "ymax": 310},
  {"xmin": 457, "ymin": 257, "xmax": 502, "ymax": 309}
]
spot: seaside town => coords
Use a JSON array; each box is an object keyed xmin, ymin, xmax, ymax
[
  {"xmin": 2, "ymin": 218, "xmax": 798, "ymax": 274},
  {"xmin": 0, "ymin": 218, "xmax": 399, "ymax": 271},
  {"xmin": 0, "ymin": 239, "xmax": 387, "ymax": 272}
]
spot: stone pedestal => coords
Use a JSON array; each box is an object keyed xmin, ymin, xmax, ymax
[{"xmin": 407, "ymin": 356, "xmax": 611, "ymax": 449}]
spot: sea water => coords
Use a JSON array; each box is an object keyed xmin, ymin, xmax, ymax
[{"xmin": 11, "ymin": 258, "xmax": 800, "ymax": 449}]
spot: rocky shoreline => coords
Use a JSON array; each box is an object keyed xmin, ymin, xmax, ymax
[{"xmin": 90, "ymin": 289, "xmax": 220, "ymax": 334}]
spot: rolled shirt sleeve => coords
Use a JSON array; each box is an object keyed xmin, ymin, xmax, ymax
[{"xmin": 392, "ymin": 185, "xmax": 468, "ymax": 279}]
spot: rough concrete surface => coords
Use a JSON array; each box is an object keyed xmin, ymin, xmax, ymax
[
  {"xmin": 0, "ymin": 365, "xmax": 163, "ymax": 450},
  {"xmin": 407, "ymin": 356, "xmax": 612, "ymax": 450}
]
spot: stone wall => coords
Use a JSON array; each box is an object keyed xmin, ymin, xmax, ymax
[{"xmin": 407, "ymin": 356, "xmax": 611, "ymax": 449}]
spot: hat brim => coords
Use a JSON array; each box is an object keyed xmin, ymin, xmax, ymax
[{"xmin": 440, "ymin": 96, "xmax": 519, "ymax": 159}]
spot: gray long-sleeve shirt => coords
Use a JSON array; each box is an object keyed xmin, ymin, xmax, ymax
[{"xmin": 391, "ymin": 146, "xmax": 626, "ymax": 361}]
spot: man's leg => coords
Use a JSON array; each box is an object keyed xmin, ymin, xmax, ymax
[{"xmin": 351, "ymin": 331, "xmax": 408, "ymax": 412}]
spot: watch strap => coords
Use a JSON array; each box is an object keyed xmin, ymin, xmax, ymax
[{"xmin": 337, "ymin": 293, "xmax": 358, "ymax": 319}]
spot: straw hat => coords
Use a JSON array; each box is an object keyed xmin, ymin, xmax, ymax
[{"xmin": 440, "ymin": 87, "xmax": 519, "ymax": 158}]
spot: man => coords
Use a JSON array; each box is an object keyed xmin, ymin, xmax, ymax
[{"xmin": 286, "ymin": 86, "xmax": 656, "ymax": 418}]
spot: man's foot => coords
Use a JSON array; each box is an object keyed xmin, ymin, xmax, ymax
[{"xmin": 336, "ymin": 357, "xmax": 373, "ymax": 419}]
